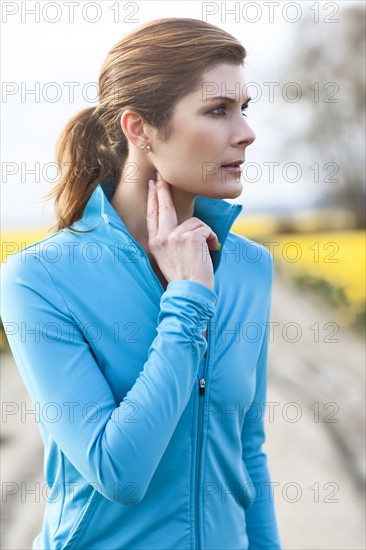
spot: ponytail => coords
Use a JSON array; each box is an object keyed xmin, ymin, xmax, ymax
[{"xmin": 43, "ymin": 106, "xmax": 125, "ymax": 234}]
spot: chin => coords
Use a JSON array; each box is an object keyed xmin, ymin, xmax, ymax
[
  {"xmin": 215, "ymin": 184, "xmax": 243, "ymax": 200},
  {"xmin": 197, "ymin": 178, "xmax": 242, "ymax": 199},
  {"xmin": 200, "ymin": 187, "xmax": 242, "ymax": 200},
  {"xmin": 228, "ymin": 186, "xmax": 243, "ymax": 199}
]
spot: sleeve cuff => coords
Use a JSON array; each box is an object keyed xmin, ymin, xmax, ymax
[{"xmin": 164, "ymin": 279, "xmax": 217, "ymax": 311}]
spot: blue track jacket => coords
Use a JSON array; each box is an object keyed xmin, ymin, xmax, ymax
[{"xmin": 1, "ymin": 177, "xmax": 282, "ymax": 549}]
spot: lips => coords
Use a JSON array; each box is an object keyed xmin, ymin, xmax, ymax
[
  {"xmin": 221, "ymin": 165, "xmax": 242, "ymax": 173},
  {"xmin": 221, "ymin": 160, "xmax": 244, "ymax": 167}
]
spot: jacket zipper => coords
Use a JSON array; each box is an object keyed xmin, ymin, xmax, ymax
[
  {"xmin": 109, "ymin": 226, "xmax": 165, "ymax": 293},
  {"xmin": 195, "ymin": 323, "xmax": 210, "ymax": 550}
]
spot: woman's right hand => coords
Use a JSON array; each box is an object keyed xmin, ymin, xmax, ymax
[{"xmin": 146, "ymin": 171, "xmax": 219, "ymax": 291}]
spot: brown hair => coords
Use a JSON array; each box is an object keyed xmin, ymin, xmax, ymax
[{"xmin": 43, "ymin": 17, "xmax": 246, "ymax": 234}]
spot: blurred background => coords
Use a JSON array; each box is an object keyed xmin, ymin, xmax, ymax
[{"xmin": 1, "ymin": 1, "xmax": 365, "ymax": 548}]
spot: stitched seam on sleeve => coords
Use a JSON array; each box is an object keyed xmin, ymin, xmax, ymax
[{"xmin": 35, "ymin": 256, "xmax": 106, "ymax": 366}]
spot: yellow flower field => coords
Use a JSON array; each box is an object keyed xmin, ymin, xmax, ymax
[
  {"xmin": 271, "ymin": 231, "xmax": 365, "ymax": 307},
  {"xmin": 232, "ymin": 216, "xmax": 365, "ymax": 329}
]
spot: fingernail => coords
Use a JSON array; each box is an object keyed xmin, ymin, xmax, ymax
[
  {"xmin": 156, "ymin": 170, "xmax": 161, "ymax": 180},
  {"xmin": 148, "ymin": 179, "xmax": 155, "ymax": 188}
]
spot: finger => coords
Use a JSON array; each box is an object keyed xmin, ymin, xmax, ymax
[
  {"xmin": 206, "ymin": 233, "xmax": 220, "ymax": 251},
  {"xmin": 189, "ymin": 227, "xmax": 220, "ymax": 255},
  {"xmin": 175, "ymin": 217, "xmax": 219, "ymax": 250},
  {"xmin": 155, "ymin": 173, "xmax": 178, "ymax": 233},
  {"xmin": 198, "ymin": 226, "xmax": 220, "ymax": 251},
  {"xmin": 146, "ymin": 180, "xmax": 158, "ymax": 239}
]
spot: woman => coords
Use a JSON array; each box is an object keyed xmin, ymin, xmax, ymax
[{"xmin": 1, "ymin": 18, "xmax": 282, "ymax": 550}]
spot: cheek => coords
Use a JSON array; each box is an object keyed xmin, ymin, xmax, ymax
[
  {"xmin": 158, "ymin": 121, "xmax": 223, "ymax": 187},
  {"xmin": 173, "ymin": 120, "xmax": 212, "ymax": 157},
  {"xmin": 183, "ymin": 134, "xmax": 222, "ymax": 177},
  {"xmin": 162, "ymin": 129, "xmax": 203, "ymax": 172}
]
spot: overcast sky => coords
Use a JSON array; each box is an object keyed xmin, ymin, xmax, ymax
[{"xmin": 1, "ymin": 1, "xmax": 359, "ymax": 229}]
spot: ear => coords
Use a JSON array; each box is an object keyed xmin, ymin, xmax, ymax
[{"xmin": 120, "ymin": 109, "xmax": 151, "ymax": 148}]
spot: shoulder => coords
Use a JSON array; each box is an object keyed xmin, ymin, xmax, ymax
[
  {"xmin": 221, "ymin": 232, "xmax": 274, "ymax": 285},
  {"xmin": 1, "ymin": 228, "xmax": 93, "ymax": 279},
  {"xmin": 1, "ymin": 229, "xmax": 81, "ymax": 291},
  {"xmin": 1, "ymin": 232, "xmax": 77, "ymax": 321}
]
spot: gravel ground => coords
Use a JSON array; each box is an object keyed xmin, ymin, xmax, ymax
[{"xmin": 1, "ymin": 266, "xmax": 365, "ymax": 549}]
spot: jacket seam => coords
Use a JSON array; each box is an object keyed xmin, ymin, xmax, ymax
[
  {"xmin": 61, "ymin": 489, "xmax": 101, "ymax": 549},
  {"xmin": 50, "ymin": 449, "xmax": 66, "ymax": 544},
  {"xmin": 33, "ymin": 256, "xmax": 107, "ymax": 369}
]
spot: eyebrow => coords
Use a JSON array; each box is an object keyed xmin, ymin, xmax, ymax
[{"xmin": 204, "ymin": 95, "xmax": 252, "ymax": 105}]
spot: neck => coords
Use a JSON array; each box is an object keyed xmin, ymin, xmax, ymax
[{"xmin": 110, "ymin": 155, "xmax": 195, "ymax": 254}]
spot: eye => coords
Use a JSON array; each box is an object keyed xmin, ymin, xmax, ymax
[
  {"xmin": 210, "ymin": 104, "xmax": 227, "ymax": 116},
  {"xmin": 241, "ymin": 105, "xmax": 248, "ymax": 118},
  {"xmin": 210, "ymin": 103, "xmax": 249, "ymax": 117}
]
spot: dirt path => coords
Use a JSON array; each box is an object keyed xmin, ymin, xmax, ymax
[
  {"xmin": 1, "ymin": 350, "xmax": 45, "ymax": 549},
  {"xmin": 1, "ymin": 266, "xmax": 365, "ymax": 549},
  {"xmin": 267, "ymin": 265, "xmax": 365, "ymax": 549}
]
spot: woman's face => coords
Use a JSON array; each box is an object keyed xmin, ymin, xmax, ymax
[{"xmin": 151, "ymin": 62, "xmax": 256, "ymax": 199}]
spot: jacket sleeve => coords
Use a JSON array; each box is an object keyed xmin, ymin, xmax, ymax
[
  {"xmin": 0, "ymin": 252, "xmax": 217, "ymax": 505},
  {"xmin": 241, "ymin": 257, "xmax": 282, "ymax": 549}
]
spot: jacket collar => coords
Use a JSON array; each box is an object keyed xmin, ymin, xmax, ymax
[{"xmin": 75, "ymin": 176, "xmax": 243, "ymax": 272}]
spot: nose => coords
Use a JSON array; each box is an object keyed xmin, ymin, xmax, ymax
[{"xmin": 233, "ymin": 117, "xmax": 256, "ymax": 148}]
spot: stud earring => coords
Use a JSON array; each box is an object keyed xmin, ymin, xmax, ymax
[{"xmin": 139, "ymin": 144, "xmax": 151, "ymax": 151}]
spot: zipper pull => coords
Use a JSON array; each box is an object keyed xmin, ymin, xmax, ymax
[{"xmin": 199, "ymin": 378, "xmax": 206, "ymax": 396}]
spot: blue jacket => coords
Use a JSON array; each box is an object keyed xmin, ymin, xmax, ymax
[{"xmin": 1, "ymin": 177, "xmax": 282, "ymax": 550}]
